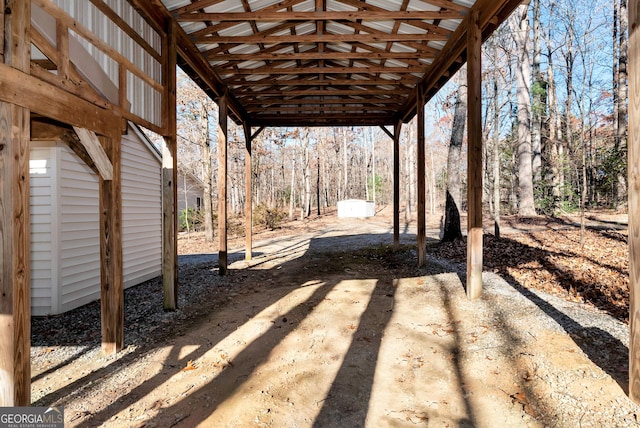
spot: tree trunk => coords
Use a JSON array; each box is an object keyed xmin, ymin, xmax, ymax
[
  {"xmin": 289, "ymin": 157, "xmax": 295, "ymax": 220},
  {"xmin": 442, "ymin": 191, "xmax": 462, "ymax": 242},
  {"xmin": 547, "ymin": 57, "xmax": 563, "ymax": 210},
  {"xmin": 317, "ymin": 144, "xmax": 321, "ymax": 216},
  {"xmin": 429, "ymin": 148, "xmax": 435, "ymax": 215},
  {"xmin": 614, "ymin": 0, "xmax": 620, "ymax": 202},
  {"xmin": 406, "ymin": 126, "xmax": 415, "ymax": 220},
  {"xmin": 443, "ymin": 67, "xmax": 466, "ymax": 241},
  {"xmin": 493, "ymin": 77, "xmax": 501, "ymax": 238},
  {"xmin": 617, "ymin": 0, "xmax": 628, "ymax": 205},
  {"xmin": 510, "ymin": 5, "xmax": 536, "ymax": 216},
  {"xmin": 564, "ymin": 22, "xmax": 575, "ymax": 210},
  {"xmin": 364, "ymin": 134, "xmax": 370, "ymax": 201},
  {"xmin": 372, "ymin": 128, "xmax": 376, "ymax": 204},
  {"xmin": 531, "ymin": 0, "xmax": 543, "ymax": 182},
  {"xmin": 304, "ymin": 133, "xmax": 311, "ymax": 217},
  {"xmin": 343, "ymin": 128, "xmax": 348, "ymax": 200},
  {"xmin": 201, "ymin": 104, "xmax": 215, "ymax": 242}
]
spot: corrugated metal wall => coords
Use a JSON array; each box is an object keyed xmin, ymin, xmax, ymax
[{"xmin": 49, "ymin": 0, "xmax": 163, "ymax": 127}]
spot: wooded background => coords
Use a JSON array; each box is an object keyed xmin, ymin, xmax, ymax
[{"xmin": 153, "ymin": 0, "xmax": 627, "ymax": 240}]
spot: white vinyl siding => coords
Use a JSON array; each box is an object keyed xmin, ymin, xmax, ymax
[
  {"xmin": 30, "ymin": 143, "xmax": 57, "ymax": 316},
  {"xmin": 58, "ymin": 146, "xmax": 101, "ymax": 313},
  {"xmin": 178, "ymin": 174, "xmax": 204, "ymax": 212},
  {"xmin": 29, "ymin": 125, "xmax": 162, "ymax": 316},
  {"xmin": 122, "ymin": 126, "xmax": 162, "ymax": 286}
]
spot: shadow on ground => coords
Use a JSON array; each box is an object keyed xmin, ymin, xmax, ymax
[{"xmin": 30, "ymin": 228, "xmax": 633, "ymax": 427}]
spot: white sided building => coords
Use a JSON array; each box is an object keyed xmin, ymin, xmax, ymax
[{"xmin": 29, "ymin": 124, "xmax": 162, "ymax": 316}]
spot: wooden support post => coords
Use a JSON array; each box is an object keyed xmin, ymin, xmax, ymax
[
  {"xmin": 162, "ymin": 19, "xmax": 178, "ymax": 310},
  {"xmin": 466, "ymin": 10, "xmax": 483, "ymax": 299},
  {"xmin": 243, "ymin": 122, "xmax": 252, "ymax": 261},
  {"xmin": 98, "ymin": 136, "xmax": 123, "ymax": 354},
  {"xmin": 393, "ymin": 120, "xmax": 402, "ymax": 249},
  {"xmin": 0, "ymin": 0, "xmax": 31, "ymax": 406},
  {"xmin": 218, "ymin": 94, "xmax": 228, "ymax": 275},
  {"xmin": 416, "ymin": 87, "xmax": 427, "ymax": 266},
  {"xmin": 629, "ymin": 0, "xmax": 640, "ymax": 403}
]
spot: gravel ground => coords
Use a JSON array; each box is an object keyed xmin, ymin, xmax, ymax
[{"xmin": 30, "ymin": 213, "xmax": 640, "ymax": 426}]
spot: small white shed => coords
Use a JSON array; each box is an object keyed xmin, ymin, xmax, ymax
[
  {"xmin": 337, "ymin": 199, "xmax": 376, "ymax": 218},
  {"xmin": 30, "ymin": 124, "xmax": 162, "ymax": 316}
]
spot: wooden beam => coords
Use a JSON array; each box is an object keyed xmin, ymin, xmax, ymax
[
  {"xmin": 172, "ymin": 0, "xmax": 226, "ymax": 16},
  {"xmin": 162, "ymin": 18, "xmax": 178, "ymax": 310},
  {"xmin": 628, "ymin": 0, "xmax": 640, "ymax": 404},
  {"xmin": 236, "ymin": 88, "xmax": 407, "ymax": 97},
  {"xmin": 178, "ymin": 10, "xmax": 464, "ymax": 22},
  {"xmin": 31, "ymin": 119, "xmax": 100, "ymax": 176},
  {"xmin": 72, "ymin": 127, "xmax": 114, "ymax": 180},
  {"xmin": 212, "ymin": 51, "xmax": 432, "ymax": 62},
  {"xmin": 343, "ymin": 0, "xmax": 469, "ymax": 13},
  {"xmin": 243, "ymin": 122, "xmax": 253, "ymax": 261},
  {"xmin": 241, "ymin": 97, "xmax": 405, "ymax": 106},
  {"xmin": 218, "ymin": 94, "xmax": 229, "ymax": 275},
  {"xmin": 98, "ymin": 135, "xmax": 123, "ymax": 354},
  {"xmin": 55, "ymin": 18, "xmax": 69, "ymax": 80},
  {"xmin": 193, "ymin": 32, "xmax": 448, "ymax": 44},
  {"xmin": 466, "ymin": 10, "xmax": 483, "ymax": 299},
  {"xmin": 416, "ymin": 86, "xmax": 426, "ymax": 266},
  {"xmin": 89, "ymin": 0, "xmax": 162, "ymax": 62},
  {"xmin": 228, "ymin": 65, "xmax": 426, "ymax": 75},
  {"xmin": 393, "ymin": 120, "xmax": 402, "ymax": 249},
  {"xmin": 0, "ymin": 0, "xmax": 31, "ymax": 406},
  {"xmin": 0, "ymin": 63, "xmax": 121, "ymax": 139},
  {"xmin": 33, "ymin": 0, "xmax": 162, "ymax": 93},
  {"xmin": 230, "ymin": 77, "xmax": 416, "ymax": 87}
]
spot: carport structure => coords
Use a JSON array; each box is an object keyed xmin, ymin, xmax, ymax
[{"xmin": 2, "ymin": 0, "xmax": 640, "ymax": 408}]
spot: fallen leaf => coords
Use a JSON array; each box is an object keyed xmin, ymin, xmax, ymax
[{"xmin": 181, "ymin": 360, "xmax": 197, "ymax": 371}]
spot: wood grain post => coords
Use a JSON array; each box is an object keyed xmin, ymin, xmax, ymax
[
  {"xmin": 98, "ymin": 136, "xmax": 123, "ymax": 354},
  {"xmin": 629, "ymin": 0, "xmax": 640, "ymax": 403},
  {"xmin": 162, "ymin": 19, "xmax": 178, "ymax": 310},
  {"xmin": 243, "ymin": 121, "xmax": 252, "ymax": 261},
  {"xmin": 0, "ymin": 0, "xmax": 31, "ymax": 406},
  {"xmin": 417, "ymin": 86, "xmax": 426, "ymax": 266},
  {"xmin": 466, "ymin": 10, "xmax": 483, "ymax": 299},
  {"xmin": 393, "ymin": 120, "xmax": 402, "ymax": 249},
  {"xmin": 218, "ymin": 93, "xmax": 228, "ymax": 275}
]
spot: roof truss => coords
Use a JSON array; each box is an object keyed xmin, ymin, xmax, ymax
[{"xmin": 134, "ymin": 0, "xmax": 524, "ymax": 127}]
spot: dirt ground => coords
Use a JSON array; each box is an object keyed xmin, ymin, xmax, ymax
[{"xmin": 31, "ymin": 206, "xmax": 640, "ymax": 427}]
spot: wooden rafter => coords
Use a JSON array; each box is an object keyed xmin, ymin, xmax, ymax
[
  {"xmin": 140, "ymin": 0, "xmax": 526, "ymax": 126},
  {"xmin": 231, "ymin": 78, "xmax": 414, "ymax": 87},
  {"xmin": 177, "ymin": 10, "xmax": 464, "ymax": 21},
  {"xmin": 159, "ymin": 0, "xmax": 514, "ymax": 126},
  {"xmin": 212, "ymin": 50, "xmax": 432, "ymax": 62},
  {"xmin": 194, "ymin": 31, "xmax": 448, "ymax": 44}
]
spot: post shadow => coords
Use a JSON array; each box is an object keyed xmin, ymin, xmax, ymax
[
  {"xmin": 508, "ymin": 280, "xmax": 629, "ymax": 393},
  {"xmin": 431, "ymin": 234, "xmax": 629, "ymax": 394},
  {"xmin": 146, "ymin": 276, "xmax": 338, "ymax": 428},
  {"xmin": 313, "ymin": 277, "xmax": 396, "ymax": 427}
]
